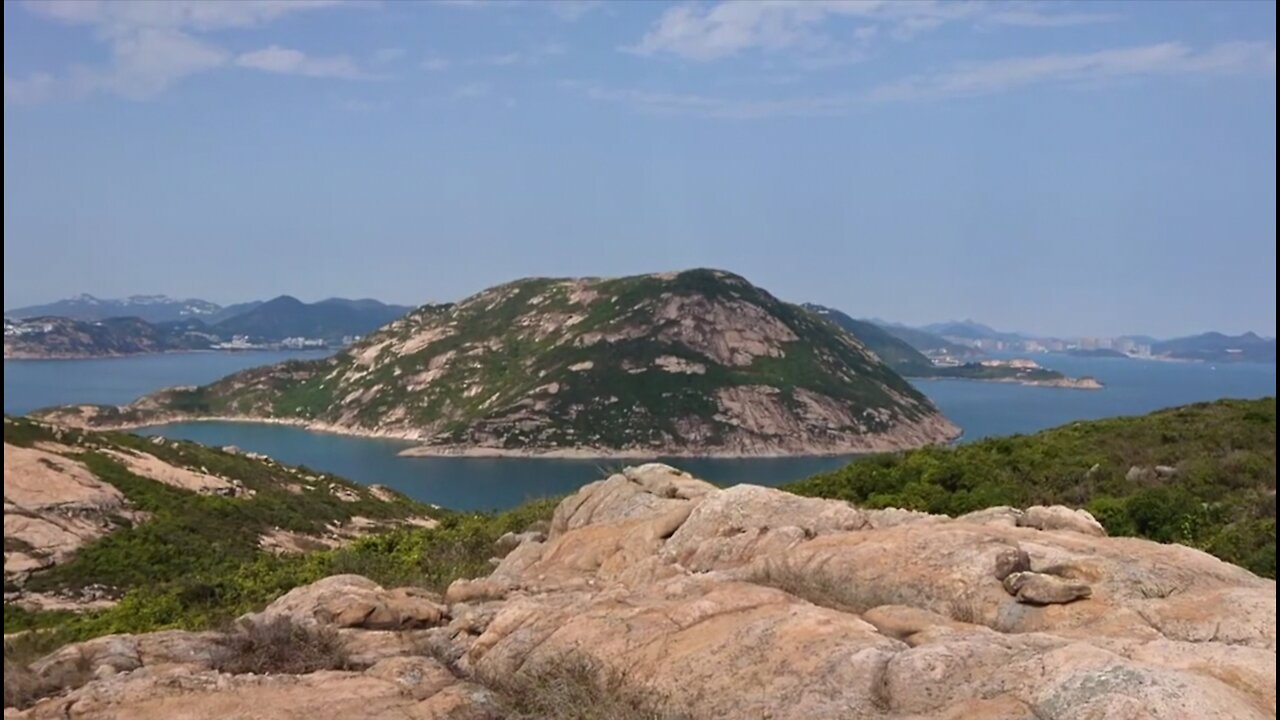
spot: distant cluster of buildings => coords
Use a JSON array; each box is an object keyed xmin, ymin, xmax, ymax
[
  {"xmin": 212, "ymin": 335, "xmax": 358, "ymax": 351},
  {"xmin": 947, "ymin": 336, "xmax": 1153, "ymax": 357},
  {"xmin": 3, "ymin": 319, "xmax": 55, "ymax": 337}
]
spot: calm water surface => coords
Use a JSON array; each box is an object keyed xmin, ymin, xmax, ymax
[{"xmin": 6, "ymin": 352, "xmax": 1274, "ymax": 510}]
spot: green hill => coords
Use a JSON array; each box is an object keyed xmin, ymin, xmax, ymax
[
  {"xmin": 211, "ymin": 296, "xmax": 410, "ymax": 342},
  {"xmin": 37, "ymin": 270, "xmax": 958, "ymax": 456},
  {"xmin": 787, "ymin": 397, "xmax": 1277, "ymax": 577},
  {"xmin": 1153, "ymin": 331, "xmax": 1276, "ymax": 363}
]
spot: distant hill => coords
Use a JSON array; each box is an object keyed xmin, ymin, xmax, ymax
[
  {"xmin": 878, "ymin": 324, "xmax": 982, "ymax": 358},
  {"xmin": 38, "ymin": 269, "xmax": 959, "ymax": 456},
  {"xmin": 5, "ymin": 294, "xmax": 220, "ymax": 324},
  {"xmin": 211, "ymin": 296, "xmax": 411, "ymax": 341},
  {"xmin": 4, "ymin": 296, "xmax": 414, "ymax": 357},
  {"xmin": 1153, "ymin": 332, "xmax": 1276, "ymax": 363},
  {"xmin": 4, "ymin": 316, "xmax": 217, "ymax": 358},
  {"xmin": 801, "ymin": 304, "xmax": 937, "ymax": 375},
  {"xmin": 206, "ymin": 300, "xmax": 264, "ymax": 324},
  {"xmin": 803, "ymin": 304, "xmax": 1099, "ymax": 388},
  {"xmin": 920, "ymin": 320, "xmax": 1025, "ymax": 342}
]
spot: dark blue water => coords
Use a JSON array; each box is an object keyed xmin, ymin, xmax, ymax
[
  {"xmin": 4, "ymin": 351, "xmax": 332, "ymax": 415},
  {"xmin": 920, "ymin": 353, "xmax": 1277, "ymax": 440},
  {"xmin": 5, "ymin": 352, "xmax": 1274, "ymax": 510}
]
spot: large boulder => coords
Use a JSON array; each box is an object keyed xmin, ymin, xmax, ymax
[
  {"xmin": 10, "ymin": 468, "xmax": 1275, "ymax": 720},
  {"xmin": 248, "ymin": 575, "xmax": 447, "ymax": 630}
]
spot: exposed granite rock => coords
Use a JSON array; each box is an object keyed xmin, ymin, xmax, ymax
[{"xmin": 10, "ymin": 468, "xmax": 1275, "ymax": 720}]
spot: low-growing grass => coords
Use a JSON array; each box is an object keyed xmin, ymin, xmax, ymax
[{"xmin": 4, "ymin": 417, "xmax": 559, "ymax": 654}]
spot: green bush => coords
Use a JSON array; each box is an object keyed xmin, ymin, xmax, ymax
[{"xmin": 788, "ymin": 398, "xmax": 1276, "ymax": 577}]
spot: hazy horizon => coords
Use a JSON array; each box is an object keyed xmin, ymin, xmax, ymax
[{"xmin": 5, "ymin": 0, "xmax": 1276, "ymax": 338}]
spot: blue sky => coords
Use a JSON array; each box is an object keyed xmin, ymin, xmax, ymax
[{"xmin": 3, "ymin": 0, "xmax": 1275, "ymax": 338}]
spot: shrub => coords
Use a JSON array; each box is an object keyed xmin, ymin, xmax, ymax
[
  {"xmin": 213, "ymin": 617, "xmax": 349, "ymax": 675},
  {"xmin": 3, "ymin": 641, "xmax": 92, "ymax": 710},
  {"xmin": 482, "ymin": 653, "xmax": 687, "ymax": 720},
  {"xmin": 788, "ymin": 398, "xmax": 1277, "ymax": 577}
]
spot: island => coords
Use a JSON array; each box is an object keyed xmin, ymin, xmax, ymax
[
  {"xmin": 801, "ymin": 305, "xmax": 1104, "ymax": 390},
  {"xmin": 31, "ymin": 270, "xmax": 961, "ymax": 457}
]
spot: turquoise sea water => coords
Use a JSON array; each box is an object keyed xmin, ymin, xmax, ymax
[{"xmin": 5, "ymin": 352, "xmax": 1273, "ymax": 510}]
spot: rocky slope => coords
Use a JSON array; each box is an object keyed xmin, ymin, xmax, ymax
[
  {"xmin": 8, "ymin": 464, "xmax": 1275, "ymax": 719},
  {"xmin": 4, "ymin": 317, "xmax": 217, "ymax": 359},
  {"xmin": 5, "ymin": 295, "xmax": 221, "ymax": 324},
  {"xmin": 3, "ymin": 418, "xmax": 435, "ymax": 613},
  {"xmin": 36, "ymin": 270, "xmax": 958, "ymax": 456}
]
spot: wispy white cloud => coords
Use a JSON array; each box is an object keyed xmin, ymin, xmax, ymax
[
  {"xmin": 626, "ymin": 1, "xmax": 975, "ymax": 62},
  {"xmin": 7, "ymin": 0, "xmax": 344, "ymax": 103},
  {"xmin": 24, "ymin": 0, "xmax": 340, "ymax": 31},
  {"xmin": 237, "ymin": 46, "xmax": 364, "ymax": 79},
  {"xmin": 565, "ymin": 80, "xmax": 851, "ymax": 119},
  {"xmin": 869, "ymin": 41, "xmax": 1276, "ymax": 102},
  {"xmin": 421, "ymin": 57, "xmax": 452, "ymax": 72},
  {"xmin": 4, "ymin": 73, "xmax": 57, "ymax": 105},
  {"xmin": 983, "ymin": 10, "xmax": 1120, "ymax": 28},
  {"xmin": 576, "ymin": 40, "xmax": 1276, "ymax": 118},
  {"xmin": 627, "ymin": 1, "xmax": 1125, "ymax": 64}
]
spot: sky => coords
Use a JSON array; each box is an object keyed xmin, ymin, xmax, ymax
[{"xmin": 3, "ymin": 0, "xmax": 1276, "ymax": 338}]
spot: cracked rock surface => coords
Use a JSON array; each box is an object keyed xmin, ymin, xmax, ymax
[{"xmin": 11, "ymin": 464, "xmax": 1276, "ymax": 720}]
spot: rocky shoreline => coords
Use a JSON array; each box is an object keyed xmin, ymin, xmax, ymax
[{"xmin": 34, "ymin": 408, "xmax": 961, "ymax": 459}]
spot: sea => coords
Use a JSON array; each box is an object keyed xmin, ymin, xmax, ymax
[{"xmin": 5, "ymin": 351, "xmax": 1275, "ymax": 510}]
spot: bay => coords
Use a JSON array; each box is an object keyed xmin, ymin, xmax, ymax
[
  {"xmin": 5, "ymin": 351, "xmax": 1275, "ymax": 510},
  {"xmin": 4, "ymin": 351, "xmax": 332, "ymax": 415}
]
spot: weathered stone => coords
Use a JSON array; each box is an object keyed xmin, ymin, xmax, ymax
[
  {"xmin": 10, "ymin": 468, "xmax": 1275, "ymax": 720},
  {"xmin": 1003, "ymin": 571, "xmax": 1093, "ymax": 605},
  {"xmin": 1017, "ymin": 505, "xmax": 1106, "ymax": 537},
  {"xmin": 992, "ymin": 546, "xmax": 1032, "ymax": 580}
]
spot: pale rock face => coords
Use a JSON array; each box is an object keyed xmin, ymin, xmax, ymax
[
  {"xmin": 12, "ymin": 469, "xmax": 1276, "ymax": 720},
  {"xmin": 1018, "ymin": 505, "xmax": 1107, "ymax": 537},
  {"xmin": 3, "ymin": 444, "xmax": 140, "ymax": 578}
]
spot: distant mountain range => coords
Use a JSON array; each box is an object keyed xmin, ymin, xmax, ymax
[
  {"xmin": 4, "ymin": 294, "xmax": 413, "ymax": 358},
  {"xmin": 41, "ymin": 270, "xmax": 960, "ymax": 455},
  {"xmin": 918, "ymin": 320, "xmax": 1028, "ymax": 343},
  {"xmin": 802, "ymin": 305, "xmax": 1100, "ymax": 388},
  {"xmin": 5, "ymin": 294, "xmax": 221, "ymax": 324},
  {"xmin": 1152, "ymin": 332, "xmax": 1276, "ymax": 363},
  {"xmin": 882, "ymin": 317, "xmax": 1275, "ymax": 364},
  {"xmin": 211, "ymin": 296, "xmax": 410, "ymax": 341}
]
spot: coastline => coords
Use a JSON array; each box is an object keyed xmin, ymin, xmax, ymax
[
  {"xmin": 36, "ymin": 411, "xmax": 960, "ymax": 459},
  {"xmin": 911, "ymin": 374, "xmax": 1104, "ymax": 390},
  {"xmin": 3, "ymin": 348, "xmax": 332, "ymax": 361}
]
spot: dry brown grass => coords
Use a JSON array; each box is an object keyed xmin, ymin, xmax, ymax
[
  {"xmin": 481, "ymin": 653, "xmax": 687, "ymax": 720},
  {"xmin": 3, "ymin": 640, "xmax": 92, "ymax": 710},
  {"xmin": 213, "ymin": 617, "xmax": 349, "ymax": 675}
]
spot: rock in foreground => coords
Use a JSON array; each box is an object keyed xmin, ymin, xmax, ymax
[{"xmin": 10, "ymin": 465, "xmax": 1275, "ymax": 719}]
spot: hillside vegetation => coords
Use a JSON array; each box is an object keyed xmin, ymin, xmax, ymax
[
  {"xmin": 37, "ymin": 270, "xmax": 957, "ymax": 456},
  {"xmin": 3, "ymin": 417, "xmax": 555, "ymax": 649},
  {"xmin": 788, "ymin": 397, "xmax": 1276, "ymax": 576}
]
